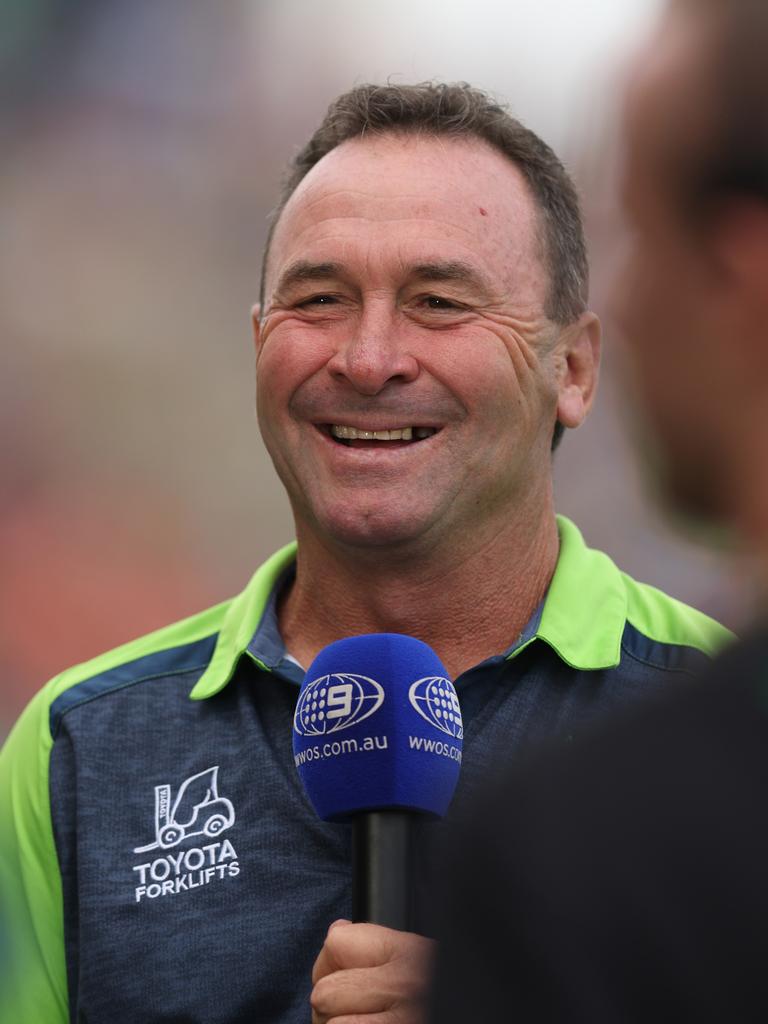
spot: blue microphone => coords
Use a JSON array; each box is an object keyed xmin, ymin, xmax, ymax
[{"xmin": 293, "ymin": 633, "xmax": 463, "ymax": 930}]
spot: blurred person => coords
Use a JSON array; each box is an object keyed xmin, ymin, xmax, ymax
[
  {"xmin": 431, "ymin": 2, "xmax": 768, "ymax": 1021},
  {"xmin": 0, "ymin": 82, "xmax": 730, "ymax": 1024}
]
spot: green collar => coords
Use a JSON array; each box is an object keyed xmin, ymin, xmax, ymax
[
  {"xmin": 510, "ymin": 515, "xmax": 625, "ymax": 670},
  {"xmin": 190, "ymin": 542, "xmax": 298, "ymax": 700},
  {"xmin": 189, "ymin": 515, "xmax": 625, "ymax": 700}
]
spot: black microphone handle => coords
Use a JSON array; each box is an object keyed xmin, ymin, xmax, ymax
[{"xmin": 352, "ymin": 810, "xmax": 420, "ymax": 931}]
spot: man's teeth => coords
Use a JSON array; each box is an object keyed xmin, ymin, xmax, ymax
[
  {"xmin": 330, "ymin": 425, "xmax": 435, "ymax": 441},
  {"xmin": 332, "ymin": 425, "xmax": 413, "ymax": 440}
]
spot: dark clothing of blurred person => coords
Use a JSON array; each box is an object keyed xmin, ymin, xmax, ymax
[
  {"xmin": 432, "ymin": 626, "xmax": 768, "ymax": 1023},
  {"xmin": 432, "ymin": 1, "xmax": 768, "ymax": 1020}
]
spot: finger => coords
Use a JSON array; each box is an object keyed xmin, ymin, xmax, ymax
[
  {"xmin": 313, "ymin": 922, "xmax": 404, "ymax": 985},
  {"xmin": 312, "ymin": 920, "xmax": 354, "ymax": 984},
  {"xmin": 313, "ymin": 1017, "xmax": 392, "ymax": 1024},
  {"xmin": 317, "ymin": 1015, "xmax": 397, "ymax": 1024},
  {"xmin": 311, "ymin": 964, "xmax": 396, "ymax": 1019}
]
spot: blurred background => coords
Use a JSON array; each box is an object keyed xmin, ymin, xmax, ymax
[{"xmin": 0, "ymin": 0, "xmax": 751, "ymax": 737}]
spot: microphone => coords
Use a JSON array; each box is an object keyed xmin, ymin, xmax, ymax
[{"xmin": 293, "ymin": 633, "xmax": 463, "ymax": 931}]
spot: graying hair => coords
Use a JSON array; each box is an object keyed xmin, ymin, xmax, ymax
[{"xmin": 259, "ymin": 82, "xmax": 588, "ymax": 329}]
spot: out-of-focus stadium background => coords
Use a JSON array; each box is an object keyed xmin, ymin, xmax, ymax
[{"xmin": 0, "ymin": 0, "xmax": 751, "ymax": 737}]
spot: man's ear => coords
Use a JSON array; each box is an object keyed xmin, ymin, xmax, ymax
[
  {"xmin": 555, "ymin": 311, "xmax": 602, "ymax": 430},
  {"xmin": 251, "ymin": 303, "xmax": 262, "ymax": 355}
]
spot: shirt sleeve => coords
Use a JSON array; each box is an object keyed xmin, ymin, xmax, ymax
[{"xmin": 0, "ymin": 685, "xmax": 69, "ymax": 1023}]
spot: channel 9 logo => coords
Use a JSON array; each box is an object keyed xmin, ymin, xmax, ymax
[
  {"xmin": 293, "ymin": 673, "xmax": 384, "ymax": 737},
  {"xmin": 408, "ymin": 676, "xmax": 463, "ymax": 739}
]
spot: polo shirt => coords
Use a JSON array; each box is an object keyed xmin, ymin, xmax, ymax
[{"xmin": 0, "ymin": 516, "xmax": 731, "ymax": 1024}]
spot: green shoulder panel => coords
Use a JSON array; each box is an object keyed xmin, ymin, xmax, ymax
[
  {"xmin": 621, "ymin": 571, "xmax": 734, "ymax": 655},
  {"xmin": 530, "ymin": 517, "xmax": 734, "ymax": 670},
  {"xmin": 0, "ymin": 596, "xmax": 234, "ymax": 1023},
  {"xmin": 1, "ymin": 685, "xmax": 67, "ymax": 1022},
  {"xmin": 45, "ymin": 597, "xmax": 233, "ymax": 710}
]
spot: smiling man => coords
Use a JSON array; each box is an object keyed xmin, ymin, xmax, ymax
[
  {"xmin": 255, "ymin": 125, "xmax": 589, "ymax": 682},
  {"xmin": 0, "ymin": 83, "xmax": 730, "ymax": 1024}
]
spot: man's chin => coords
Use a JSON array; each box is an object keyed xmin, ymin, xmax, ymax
[{"xmin": 308, "ymin": 506, "xmax": 440, "ymax": 556}]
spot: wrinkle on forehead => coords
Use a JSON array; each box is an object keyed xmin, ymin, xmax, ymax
[
  {"xmin": 266, "ymin": 134, "xmax": 548, "ymax": 310},
  {"xmin": 291, "ymin": 143, "xmax": 538, "ymax": 232}
]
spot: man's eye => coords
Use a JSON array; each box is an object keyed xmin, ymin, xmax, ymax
[
  {"xmin": 299, "ymin": 294, "xmax": 337, "ymax": 307},
  {"xmin": 424, "ymin": 295, "xmax": 459, "ymax": 310}
]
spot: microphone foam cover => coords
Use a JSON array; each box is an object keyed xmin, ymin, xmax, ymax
[{"xmin": 293, "ymin": 634, "xmax": 463, "ymax": 822}]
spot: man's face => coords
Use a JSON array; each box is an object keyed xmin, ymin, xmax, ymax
[
  {"xmin": 613, "ymin": 4, "xmax": 740, "ymax": 522},
  {"xmin": 255, "ymin": 134, "xmax": 573, "ymax": 553}
]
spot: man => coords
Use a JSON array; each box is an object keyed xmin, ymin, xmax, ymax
[
  {"xmin": 0, "ymin": 83, "xmax": 728, "ymax": 1024},
  {"xmin": 432, "ymin": 3, "xmax": 768, "ymax": 1021}
]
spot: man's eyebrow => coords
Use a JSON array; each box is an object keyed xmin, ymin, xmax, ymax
[
  {"xmin": 275, "ymin": 260, "xmax": 344, "ymax": 292},
  {"xmin": 409, "ymin": 261, "xmax": 491, "ymax": 292},
  {"xmin": 274, "ymin": 258, "xmax": 492, "ymax": 294}
]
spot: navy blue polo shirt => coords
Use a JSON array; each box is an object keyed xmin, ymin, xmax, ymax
[{"xmin": 0, "ymin": 516, "xmax": 731, "ymax": 1023}]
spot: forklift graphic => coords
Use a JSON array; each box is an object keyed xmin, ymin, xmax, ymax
[{"xmin": 133, "ymin": 765, "xmax": 235, "ymax": 854}]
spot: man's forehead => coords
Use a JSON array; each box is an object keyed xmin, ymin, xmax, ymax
[
  {"xmin": 294, "ymin": 132, "xmax": 530, "ymax": 198},
  {"xmin": 266, "ymin": 132, "xmax": 544, "ymax": 293},
  {"xmin": 278, "ymin": 135, "xmax": 538, "ymax": 239}
]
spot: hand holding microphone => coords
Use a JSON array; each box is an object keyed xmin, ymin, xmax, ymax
[
  {"xmin": 310, "ymin": 919, "xmax": 434, "ymax": 1024},
  {"xmin": 292, "ymin": 633, "xmax": 463, "ymax": 1023}
]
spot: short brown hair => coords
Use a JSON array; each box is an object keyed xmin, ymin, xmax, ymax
[{"xmin": 259, "ymin": 81, "xmax": 588, "ymax": 327}]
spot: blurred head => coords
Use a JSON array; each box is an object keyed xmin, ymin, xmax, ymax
[
  {"xmin": 614, "ymin": 0, "xmax": 768, "ymax": 529},
  {"xmin": 253, "ymin": 84, "xmax": 600, "ymax": 555}
]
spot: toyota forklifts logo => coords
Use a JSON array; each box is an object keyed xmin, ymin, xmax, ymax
[
  {"xmin": 131, "ymin": 766, "xmax": 240, "ymax": 904},
  {"xmin": 294, "ymin": 673, "xmax": 385, "ymax": 737},
  {"xmin": 134, "ymin": 765, "xmax": 235, "ymax": 854}
]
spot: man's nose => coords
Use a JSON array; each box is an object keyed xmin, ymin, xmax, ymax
[{"xmin": 326, "ymin": 304, "xmax": 419, "ymax": 395}]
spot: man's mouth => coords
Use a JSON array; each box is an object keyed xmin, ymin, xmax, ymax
[{"xmin": 321, "ymin": 424, "xmax": 438, "ymax": 447}]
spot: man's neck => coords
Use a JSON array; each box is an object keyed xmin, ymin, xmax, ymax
[{"xmin": 278, "ymin": 504, "xmax": 560, "ymax": 681}]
